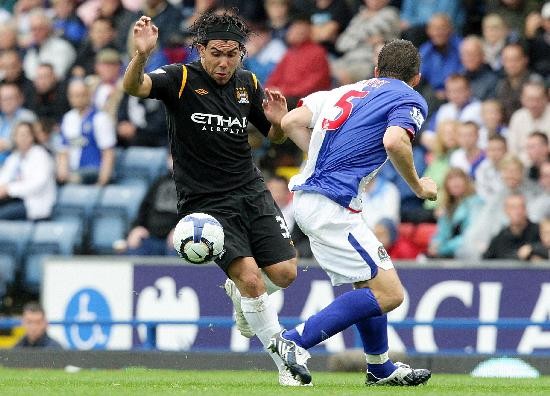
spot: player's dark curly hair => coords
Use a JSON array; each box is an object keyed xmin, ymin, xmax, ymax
[
  {"xmin": 377, "ymin": 39, "xmax": 420, "ymax": 83},
  {"xmin": 190, "ymin": 10, "xmax": 251, "ymax": 54}
]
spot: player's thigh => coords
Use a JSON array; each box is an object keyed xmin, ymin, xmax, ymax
[
  {"xmin": 296, "ymin": 192, "xmax": 394, "ymax": 286},
  {"xmin": 247, "ymin": 189, "xmax": 296, "ymax": 268}
]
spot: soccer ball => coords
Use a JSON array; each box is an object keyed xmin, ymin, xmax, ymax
[{"xmin": 173, "ymin": 213, "xmax": 225, "ymax": 264}]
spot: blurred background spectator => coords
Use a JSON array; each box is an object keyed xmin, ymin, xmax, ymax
[
  {"xmin": 56, "ymin": 79, "xmax": 115, "ymax": 186},
  {"xmin": 518, "ymin": 216, "xmax": 550, "ymax": 261},
  {"xmin": 482, "ymin": 193, "xmax": 540, "ymax": 259},
  {"xmin": 13, "ymin": 301, "xmax": 62, "ymax": 348},
  {"xmin": 0, "ymin": 121, "xmax": 55, "ymax": 220}
]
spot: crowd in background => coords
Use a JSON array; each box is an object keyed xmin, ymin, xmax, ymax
[{"xmin": 0, "ymin": 0, "xmax": 549, "ymax": 305}]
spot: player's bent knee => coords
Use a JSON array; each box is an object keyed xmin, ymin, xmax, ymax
[{"xmin": 265, "ymin": 259, "xmax": 297, "ymax": 288}]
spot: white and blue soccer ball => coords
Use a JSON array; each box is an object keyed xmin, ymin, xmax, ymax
[{"xmin": 173, "ymin": 213, "xmax": 225, "ymax": 264}]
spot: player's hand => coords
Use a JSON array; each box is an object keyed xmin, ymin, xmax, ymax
[
  {"xmin": 262, "ymin": 88, "xmax": 288, "ymax": 126},
  {"xmin": 416, "ymin": 177, "xmax": 437, "ymax": 201},
  {"xmin": 133, "ymin": 16, "xmax": 159, "ymax": 57}
]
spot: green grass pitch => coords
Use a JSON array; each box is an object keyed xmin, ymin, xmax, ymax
[{"xmin": 0, "ymin": 368, "xmax": 549, "ymax": 395}]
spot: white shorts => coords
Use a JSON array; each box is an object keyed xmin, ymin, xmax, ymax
[{"xmin": 293, "ymin": 191, "xmax": 394, "ymax": 286}]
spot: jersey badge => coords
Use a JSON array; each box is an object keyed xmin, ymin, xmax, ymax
[
  {"xmin": 195, "ymin": 88, "xmax": 209, "ymax": 95},
  {"xmin": 235, "ymin": 87, "xmax": 249, "ymax": 104},
  {"xmin": 378, "ymin": 245, "xmax": 390, "ymax": 261},
  {"xmin": 410, "ymin": 107, "xmax": 425, "ymax": 129}
]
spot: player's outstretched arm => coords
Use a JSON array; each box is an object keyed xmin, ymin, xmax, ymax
[
  {"xmin": 280, "ymin": 106, "xmax": 313, "ymax": 153},
  {"xmin": 383, "ymin": 126, "xmax": 437, "ymax": 201},
  {"xmin": 123, "ymin": 16, "xmax": 157, "ymax": 98}
]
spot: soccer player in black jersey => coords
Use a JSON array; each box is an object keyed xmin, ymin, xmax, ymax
[{"xmin": 123, "ymin": 12, "xmax": 311, "ymax": 385}]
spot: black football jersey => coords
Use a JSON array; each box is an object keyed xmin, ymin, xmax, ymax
[{"xmin": 147, "ymin": 61, "xmax": 271, "ymax": 207}]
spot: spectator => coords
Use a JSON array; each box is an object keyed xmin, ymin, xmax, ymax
[
  {"xmin": 518, "ymin": 216, "xmax": 550, "ymax": 261},
  {"xmin": 0, "ymin": 22, "xmax": 19, "ymax": 52},
  {"xmin": 0, "ymin": 121, "xmax": 56, "ymax": 220},
  {"xmin": 525, "ymin": 2, "xmax": 550, "ymax": 78},
  {"xmin": 72, "ymin": 17, "xmax": 117, "ymax": 77},
  {"xmin": 119, "ymin": 154, "xmax": 178, "ymax": 255},
  {"xmin": 400, "ymin": 0, "xmax": 466, "ymax": 47},
  {"xmin": 331, "ymin": 0, "xmax": 400, "ymax": 85},
  {"xmin": 23, "ymin": 9, "xmax": 77, "ymax": 80},
  {"xmin": 419, "ymin": 13, "xmax": 463, "ymax": 99},
  {"xmin": 494, "ymin": 42, "xmax": 532, "ymax": 122},
  {"xmin": 87, "ymin": 49, "xmax": 125, "ymax": 121},
  {"xmin": 432, "ymin": 74, "xmax": 483, "ymax": 132},
  {"xmin": 507, "ymin": 81, "xmax": 550, "ymax": 164},
  {"xmin": 266, "ymin": 14, "xmax": 331, "ymax": 109},
  {"xmin": 0, "ymin": 83, "xmax": 37, "ymax": 165},
  {"xmin": 529, "ymin": 161, "xmax": 550, "ymax": 222},
  {"xmin": 478, "ymin": 99, "xmax": 508, "ymax": 150},
  {"xmin": 13, "ymin": 302, "xmax": 62, "ymax": 349},
  {"xmin": 449, "ymin": 121, "xmax": 485, "ymax": 178},
  {"xmin": 483, "ymin": 193, "xmax": 540, "ymax": 259},
  {"xmin": 116, "ymin": 92, "xmax": 168, "ymax": 148},
  {"xmin": 481, "ymin": 13, "xmax": 510, "ymax": 72},
  {"xmin": 141, "ymin": 0, "xmax": 182, "ymax": 49},
  {"xmin": 0, "ymin": 50, "xmax": 36, "ymax": 109},
  {"xmin": 361, "ymin": 177, "xmax": 400, "ymax": 229},
  {"xmin": 422, "ymin": 120, "xmax": 459, "ymax": 214},
  {"xmin": 459, "ymin": 35, "xmax": 499, "ymax": 101},
  {"xmin": 475, "ymin": 135, "xmax": 507, "ymax": 202},
  {"xmin": 485, "ymin": 0, "xmax": 539, "ymax": 39},
  {"xmin": 525, "ymin": 132, "xmax": 550, "ymax": 182},
  {"xmin": 264, "ymin": 0, "xmax": 291, "ymax": 41},
  {"xmin": 459, "ymin": 154, "xmax": 540, "ymax": 259},
  {"xmin": 30, "ymin": 63, "xmax": 70, "ymax": 124},
  {"xmin": 373, "ymin": 218, "xmax": 421, "ymax": 260},
  {"xmin": 51, "ymin": 0, "xmax": 87, "ymax": 48},
  {"xmin": 96, "ymin": 0, "xmax": 139, "ymax": 53},
  {"xmin": 266, "ymin": 175, "xmax": 312, "ymax": 258},
  {"xmin": 57, "ymin": 79, "xmax": 116, "ymax": 186},
  {"xmin": 243, "ymin": 23, "xmax": 287, "ymax": 86},
  {"xmin": 428, "ymin": 168, "xmax": 482, "ymax": 258},
  {"xmin": 303, "ymin": 0, "xmax": 352, "ymax": 56}
]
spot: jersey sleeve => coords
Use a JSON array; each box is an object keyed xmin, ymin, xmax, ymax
[
  {"xmin": 387, "ymin": 93, "xmax": 428, "ymax": 141},
  {"xmin": 147, "ymin": 64, "xmax": 185, "ymax": 104},
  {"xmin": 247, "ymin": 72, "xmax": 271, "ymax": 137},
  {"xmin": 298, "ymin": 90, "xmax": 330, "ymax": 129}
]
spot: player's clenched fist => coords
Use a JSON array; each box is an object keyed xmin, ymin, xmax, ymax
[{"xmin": 417, "ymin": 177, "xmax": 438, "ymax": 201}]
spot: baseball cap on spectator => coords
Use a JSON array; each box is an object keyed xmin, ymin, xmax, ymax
[
  {"xmin": 95, "ymin": 48, "xmax": 122, "ymax": 64},
  {"xmin": 542, "ymin": 2, "xmax": 550, "ymax": 19}
]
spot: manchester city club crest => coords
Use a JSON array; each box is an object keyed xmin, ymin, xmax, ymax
[
  {"xmin": 235, "ymin": 87, "xmax": 249, "ymax": 104},
  {"xmin": 378, "ymin": 245, "xmax": 390, "ymax": 261}
]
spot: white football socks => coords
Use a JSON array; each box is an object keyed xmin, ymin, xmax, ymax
[{"xmin": 241, "ymin": 292, "xmax": 286, "ymax": 372}]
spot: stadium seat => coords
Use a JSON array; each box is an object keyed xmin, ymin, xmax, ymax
[
  {"xmin": 89, "ymin": 184, "xmax": 147, "ymax": 254},
  {"xmin": 0, "ymin": 254, "xmax": 16, "ymax": 297},
  {"xmin": 53, "ymin": 184, "xmax": 103, "ymax": 220},
  {"xmin": 117, "ymin": 146, "xmax": 167, "ymax": 184},
  {"xmin": 23, "ymin": 220, "xmax": 81, "ymax": 291},
  {"xmin": 413, "ymin": 223, "xmax": 438, "ymax": 252},
  {"xmin": 0, "ymin": 220, "xmax": 34, "ymax": 265}
]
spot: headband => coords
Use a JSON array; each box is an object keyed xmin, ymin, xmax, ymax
[{"xmin": 202, "ymin": 22, "xmax": 247, "ymax": 44}]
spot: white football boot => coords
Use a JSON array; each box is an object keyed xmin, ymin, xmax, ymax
[{"xmin": 366, "ymin": 361, "xmax": 431, "ymax": 386}]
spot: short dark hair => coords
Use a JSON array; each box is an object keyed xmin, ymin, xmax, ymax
[
  {"xmin": 377, "ymin": 39, "xmax": 420, "ymax": 82},
  {"xmin": 528, "ymin": 131, "xmax": 549, "ymax": 145},
  {"xmin": 22, "ymin": 301, "xmax": 45, "ymax": 315},
  {"xmin": 488, "ymin": 134, "xmax": 507, "ymax": 145},
  {"xmin": 190, "ymin": 10, "xmax": 251, "ymax": 53}
]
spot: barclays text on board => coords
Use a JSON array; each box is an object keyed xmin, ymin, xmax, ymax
[{"xmin": 43, "ymin": 259, "xmax": 550, "ymax": 354}]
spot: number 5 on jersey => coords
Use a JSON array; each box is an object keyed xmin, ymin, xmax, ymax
[{"xmin": 322, "ymin": 90, "xmax": 369, "ymax": 131}]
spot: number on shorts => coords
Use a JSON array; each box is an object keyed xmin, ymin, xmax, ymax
[{"xmin": 276, "ymin": 216, "xmax": 291, "ymax": 239}]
